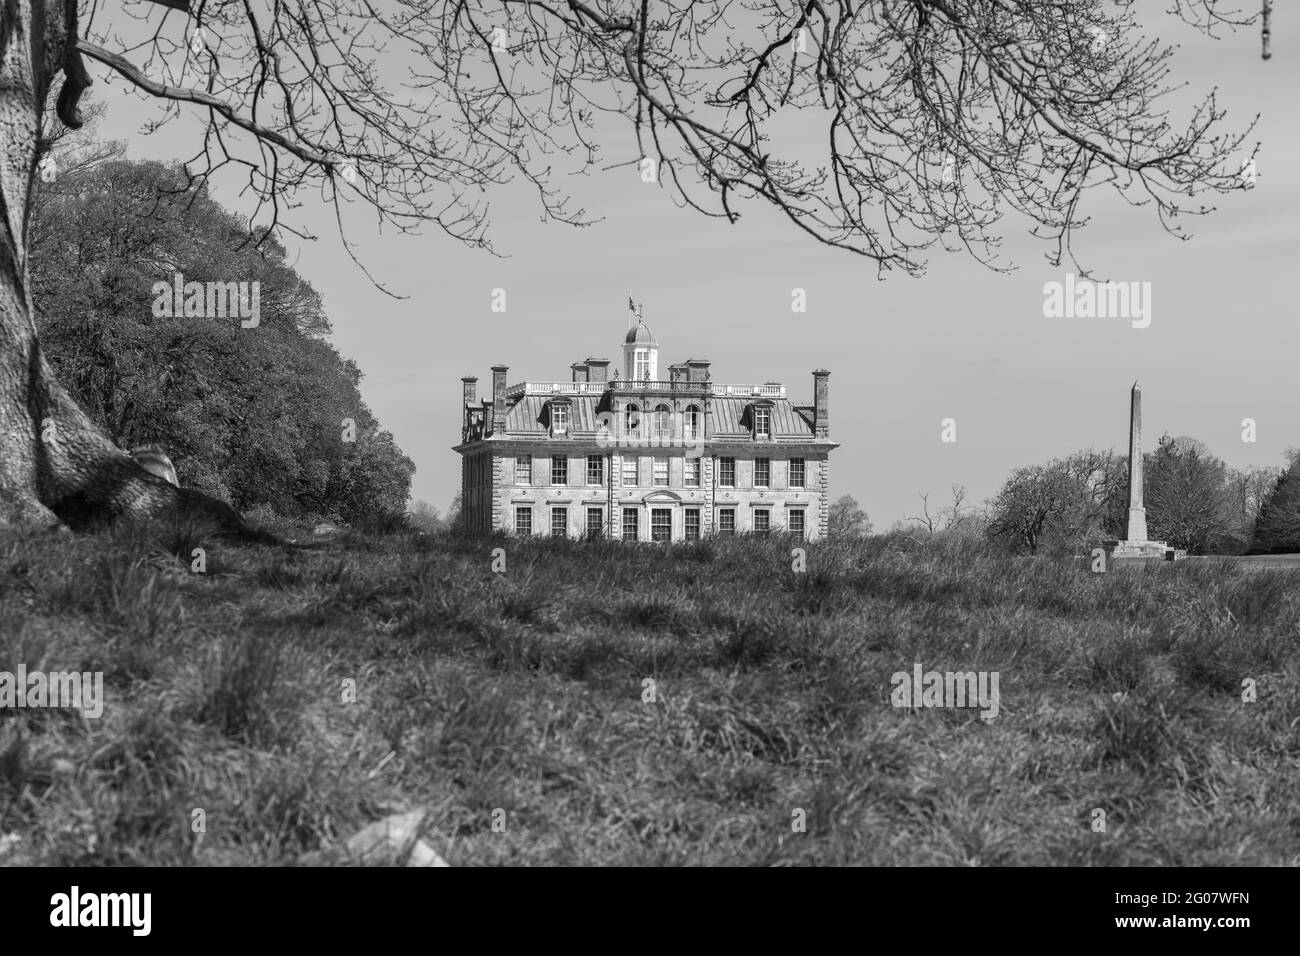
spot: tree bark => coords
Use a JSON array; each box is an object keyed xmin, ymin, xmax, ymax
[{"xmin": 0, "ymin": 0, "xmax": 268, "ymax": 539}]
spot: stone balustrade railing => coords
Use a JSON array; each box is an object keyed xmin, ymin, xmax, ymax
[{"xmin": 504, "ymin": 380, "xmax": 787, "ymax": 399}]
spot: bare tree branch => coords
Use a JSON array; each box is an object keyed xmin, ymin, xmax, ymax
[{"xmin": 63, "ymin": 0, "xmax": 1266, "ymax": 282}]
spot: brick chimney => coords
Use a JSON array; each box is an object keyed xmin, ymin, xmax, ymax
[
  {"xmin": 491, "ymin": 365, "xmax": 509, "ymax": 433},
  {"xmin": 812, "ymin": 369, "xmax": 829, "ymax": 438},
  {"xmin": 571, "ymin": 362, "xmax": 589, "ymax": 384},
  {"xmin": 586, "ymin": 357, "xmax": 610, "ymax": 384},
  {"xmin": 461, "ymin": 376, "xmax": 478, "ymax": 407}
]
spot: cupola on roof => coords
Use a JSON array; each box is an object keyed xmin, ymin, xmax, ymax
[{"xmin": 625, "ymin": 319, "xmax": 658, "ymax": 346}]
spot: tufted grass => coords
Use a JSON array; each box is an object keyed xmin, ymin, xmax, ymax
[{"xmin": 1, "ymin": 524, "xmax": 1298, "ymax": 865}]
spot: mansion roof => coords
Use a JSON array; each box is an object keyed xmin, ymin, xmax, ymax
[
  {"xmin": 501, "ymin": 394, "xmax": 818, "ymax": 440},
  {"xmin": 457, "ymin": 312, "xmax": 831, "ymax": 449}
]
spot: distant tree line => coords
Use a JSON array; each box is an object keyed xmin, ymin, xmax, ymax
[
  {"xmin": 409, "ymin": 496, "xmax": 463, "ymax": 535},
  {"xmin": 829, "ymin": 495, "xmax": 872, "ymax": 539},
  {"xmin": 984, "ymin": 436, "xmax": 1284, "ymax": 556},
  {"xmin": 1248, "ymin": 450, "xmax": 1300, "ymax": 554},
  {"xmin": 30, "ymin": 157, "xmax": 414, "ymax": 523}
]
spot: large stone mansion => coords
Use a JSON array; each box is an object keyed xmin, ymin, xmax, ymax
[{"xmin": 454, "ymin": 313, "xmax": 837, "ymax": 541}]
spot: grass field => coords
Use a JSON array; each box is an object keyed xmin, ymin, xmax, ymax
[{"xmin": 2, "ymin": 521, "xmax": 1299, "ymax": 865}]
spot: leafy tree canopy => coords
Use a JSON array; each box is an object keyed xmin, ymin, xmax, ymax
[{"xmin": 30, "ymin": 157, "xmax": 414, "ymax": 522}]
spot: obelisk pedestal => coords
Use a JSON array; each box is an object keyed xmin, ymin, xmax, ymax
[{"xmin": 1104, "ymin": 383, "xmax": 1184, "ymax": 561}]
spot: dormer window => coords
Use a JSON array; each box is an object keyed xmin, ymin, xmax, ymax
[
  {"xmin": 550, "ymin": 400, "xmax": 570, "ymax": 437},
  {"xmin": 753, "ymin": 405, "xmax": 772, "ymax": 440}
]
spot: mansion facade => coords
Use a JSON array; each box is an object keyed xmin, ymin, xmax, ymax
[{"xmin": 454, "ymin": 316, "xmax": 837, "ymax": 541}]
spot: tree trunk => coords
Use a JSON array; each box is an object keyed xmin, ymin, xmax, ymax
[{"xmin": 0, "ymin": 0, "xmax": 265, "ymax": 538}]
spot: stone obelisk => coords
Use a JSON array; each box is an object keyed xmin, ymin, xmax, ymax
[
  {"xmin": 1126, "ymin": 383, "xmax": 1148, "ymax": 541},
  {"xmin": 1106, "ymin": 382, "xmax": 1183, "ymax": 561}
]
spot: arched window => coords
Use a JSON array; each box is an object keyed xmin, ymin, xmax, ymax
[
  {"xmin": 684, "ymin": 405, "xmax": 701, "ymax": 440},
  {"xmin": 625, "ymin": 403, "xmax": 640, "ymax": 436},
  {"xmin": 654, "ymin": 404, "xmax": 671, "ymax": 440}
]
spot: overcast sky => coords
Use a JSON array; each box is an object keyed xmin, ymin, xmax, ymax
[{"xmin": 95, "ymin": 9, "xmax": 1297, "ymax": 527}]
